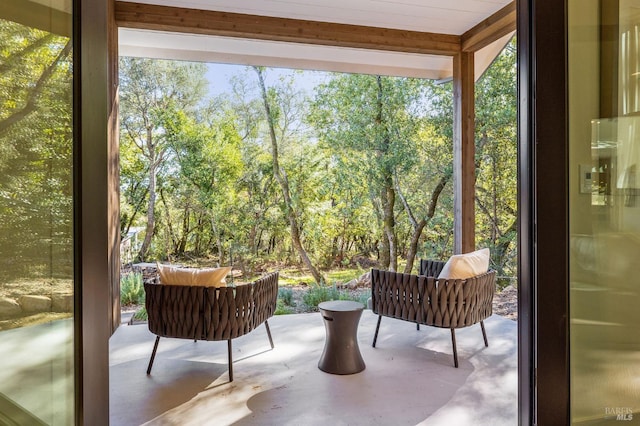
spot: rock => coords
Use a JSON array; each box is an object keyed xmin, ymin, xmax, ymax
[
  {"xmin": 345, "ymin": 279, "xmax": 359, "ymax": 289},
  {"xmin": 0, "ymin": 297, "xmax": 22, "ymax": 316},
  {"xmin": 19, "ymin": 295, "xmax": 52, "ymax": 313},
  {"xmin": 492, "ymin": 285, "xmax": 518, "ymax": 321},
  {"xmin": 52, "ymin": 293, "xmax": 73, "ymax": 312},
  {"xmin": 501, "ymin": 285, "xmax": 516, "ymax": 294},
  {"xmin": 350, "ymin": 255, "xmax": 378, "ymax": 269},
  {"xmin": 345, "ymin": 271, "xmax": 371, "ymax": 289},
  {"xmin": 359, "ymin": 271, "xmax": 371, "ymax": 288}
]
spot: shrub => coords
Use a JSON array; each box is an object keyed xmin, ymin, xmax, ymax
[
  {"xmin": 274, "ymin": 299, "xmax": 294, "ymax": 315},
  {"xmin": 301, "ymin": 283, "xmax": 371, "ymax": 311},
  {"xmin": 120, "ymin": 272, "xmax": 145, "ymax": 305},
  {"xmin": 278, "ymin": 287, "xmax": 294, "ymax": 306},
  {"xmin": 133, "ymin": 306, "xmax": 147, "ymax": 321},
  {"xmin": 355, "ymin": 289, "xmax": 371, "ymax": 307},
  {"xmin": 302, "ymin": 284, "xmax": 340, "ymax": 309}
]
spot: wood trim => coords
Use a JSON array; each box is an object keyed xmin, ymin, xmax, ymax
[
  {"xmin": 461, "ymin": 2, "xmax": 516, "ymax": 52},
  {"xmin": 108, "ymin": 0, "xmax": 121, "ymax": 336},
  {"xmin": 453, "ymin": 52, "xmax": 476, "ymax": 254},
  {"xmin": 114, "ymin": 1, "xmax": 461, "ymax": 56},
  {"xmin": 80, "ymin": 0, "xmax": 113, "ymax": 421}
]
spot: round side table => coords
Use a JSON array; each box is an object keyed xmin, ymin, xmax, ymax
[{"xmin": 317, "ymin": 300, "xmax": 366, "ymax": 375}]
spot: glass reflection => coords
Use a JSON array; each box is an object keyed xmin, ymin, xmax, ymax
[
  {"xmin": 570, "ymin": 0, "xmax": 640, "ymax": 423},
  {"xmin": 0, "ymin": 12, "xmax": 74, "ymax": 426}
]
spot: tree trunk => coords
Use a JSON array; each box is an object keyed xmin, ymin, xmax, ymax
[
  {"xmin": 0, "ymin": 40, "xmax": 71, "ymax": 137},
  {"xmin": 121, "ymin": 185, "xmax": 148, "ymax": 236},
  {"xmin": 477, "ymin": 196, "xmax": 518, "ymax": 276},
  {"xmin": 138, "ymin": 130, "xmax": 157, "ymax": 260},
  {"xmin": 177, "ymin": 206, "xmax": 190, "ymax": 254},
  {"xmin": 382, "ymin": 182, "xmax": 397, "ymax": 271},
  {"xmin": 210, "ymin": 218, "xmax": 225, "ymax": 265},
  {"xmin": 400, "ymin": 172, "xmax": 451, "ymax": 273},
  {"xmin": 254, "ymin": 67, "xmax": 323, "ymax": 284},
  {"xmin": 370, "ymin": 192, "xmax": 388, "ymax": 268},
  {"xmin": 159, "ymin": 189, "xmax": 177, "ymax": 257},
  {"xmin": 495, "ymin": 218, "xmax": 517, "ymax": 275},
  {"xmin": 193, "ymin": 215, "xmax": 203, "ymax": 255},
  {"xmin": 376, "ymin": 76, "xmax": 397, "ymax": 271},
  {"xmin": 249, "ymin": 223, "xmax": 258, "ymax": 257},
  {"xmin": 404, "ymin": 219, "xmax": 427, "ymax": 273}
]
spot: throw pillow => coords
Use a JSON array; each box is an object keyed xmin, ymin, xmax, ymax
[
  {"xmin": 438, "ymin": 248, "xmax": 490, "ymax": 280},
  {"xmin": 156, "ymin": 263, "xmax": 232, "ymax": 287}
]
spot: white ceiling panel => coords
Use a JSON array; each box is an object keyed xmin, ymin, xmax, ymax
[
  {"xmin": 118, "ymin": 0, "xmax": 514, "ymax": 80},
  {"xmin": 119, "ymin": 28, "xmax": 454, "ymax": 79},
  {"xmin": 120, "ymin": 0, "xmax": 511, "ymax": 34}
]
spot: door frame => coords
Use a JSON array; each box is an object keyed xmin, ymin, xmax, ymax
[
  {"xmin": 518, "ymin": 0, "xmax": 571, "ymax": 424},
  {"xmin": 76, "ymin": 0, "xmax": 119, "ymax": 423},
  {"xmin": 75, "ymin": 0, "xmax": 576, "ymax": 423}
]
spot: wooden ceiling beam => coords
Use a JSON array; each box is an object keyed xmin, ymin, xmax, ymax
[
  {"xmin": 461, "ymin": 2, "xmax": 516, "ymax": 52},
  {"xmin": 114, "ymin": 1, "xmax": 461, "ymax": 56}
]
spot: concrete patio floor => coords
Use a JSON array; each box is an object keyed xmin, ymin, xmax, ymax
[{"xmin": 109, "ymin": 311, "xmax": 517, "ymax": 426}]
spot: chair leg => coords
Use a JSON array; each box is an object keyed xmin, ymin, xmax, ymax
[
  {"xmin": 147, "ymin": 336, "xmax": 160, "ymax": 375},
  {"xmin": 227, "ymin": 339, "xmax": 234, "ymax": 382},
  {"xmin": 372, "ymin": 315, "xmax": 382, "ymax": 347},
  {"xmin": 265, "ymin": 320, "xmax": 274, "ymax": 349},
  {"xmin": 450, "ymin": 329, "xmax": 459, "ymax": 368},
  {"xmin": 480, "ymin": 320, "xmax": 488, "ymax": 347}
]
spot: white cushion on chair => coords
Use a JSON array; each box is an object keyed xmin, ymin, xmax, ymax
[
  {"xmin": 438, "ymin": 248, "xmax": 490, "ymax": 280},
  {"xmin": 157, "ymin": 263, "xmax": 232, "ymax": 287}
]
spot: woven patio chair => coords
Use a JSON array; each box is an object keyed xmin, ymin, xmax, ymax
[
  {"xmin": 370, "ymin": 262, "xmax": 495, "ymax": 367},
  {"xmin": 144, "ymin": 271, "xmax": 278, "ymax": 381}
]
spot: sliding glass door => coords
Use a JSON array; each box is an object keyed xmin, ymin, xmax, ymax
[
  {"xmin": 0, "ymin": 2, "xmax": 75, "ymax": 424},
  {"xmin": 569, "ymin": 0, "xmax": 640, "ymax": 422}
]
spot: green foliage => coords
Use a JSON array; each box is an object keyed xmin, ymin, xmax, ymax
[
  {"xmin": 278, "ymin": 287, "xmax": 294, "ymax": 306},
  {"xmin": 119, "ymin": 43, "xmax": 518, "ymax": 283},
  {"xmin": 119, "ymin": 57, "xmax": 210, "ymax": 261},
  {"xmin": 302, "ymin": 283, "xmax": 365, "ymax": 310},
  {"xmin": 474, "ymin": 38, "xmax": 518, "ymax": 277},
  {"xmin": 302, "ymin": 284, "xmax": 339, "ymax": 309},
  {"xmin": 0, "ymin": 21, "xmax": 74, "ymax": 281},
  {"xmin": 326, "ymin": 269, "xmax": 363, "ymax": 283},
  {"xmin": 274, "ymin": 299, "xmax": 294, "ymax": 315},
  {"xmin": 133, "ymin": 306, "xmax": 148, "ymax": 321},
  {"xmin": 497, "ymin": 276, "xmax": 517, "ymax": 291},
  {"xmin": 278, "ymin": 271, "xmax": 314, "ymax": 286},
  {"xmin": 120, "ymin": 272, "xmax": 145, "ymax": 306},
  {"xmin": 355, "ymin": 289, "xmax": 372, "ymax": 308}
]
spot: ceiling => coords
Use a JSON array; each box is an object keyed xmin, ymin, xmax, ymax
[{"xmin": 118, "ymin": 0, "xmax": 514, "ymax": 80}]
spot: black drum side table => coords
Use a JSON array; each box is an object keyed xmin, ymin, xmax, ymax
[{"xmin": 317, "ymin": 300, "xmax": 366, "ymax": 375}]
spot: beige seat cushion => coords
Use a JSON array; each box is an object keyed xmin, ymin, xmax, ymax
[
  {"xmin": 156, "ymin": 263, "xmax": 232, "ymax": 287},
  {"xmin": 438, "ymin": 248, "xmax": 490, "ymax": 280}
]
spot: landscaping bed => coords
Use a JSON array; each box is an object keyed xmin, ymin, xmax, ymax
[{"xmin": 121, "ymin": 263, "xmax": 518, "ymax": 322}]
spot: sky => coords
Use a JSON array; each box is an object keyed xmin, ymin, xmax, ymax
[{"xmin": 205, "ymin": 62, "xmax": 329, "ymax": 97}]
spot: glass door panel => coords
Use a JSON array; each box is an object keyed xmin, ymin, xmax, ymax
[
  {"xmin": 0, "ymin": 3, "xmax": 74, "ymax": 424},
  {"xmin": 569, "ymin": 0, "xmax": 640, "ymax": 423}
]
